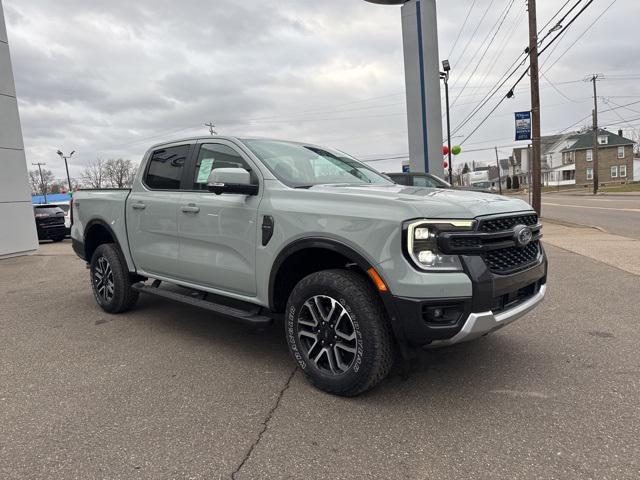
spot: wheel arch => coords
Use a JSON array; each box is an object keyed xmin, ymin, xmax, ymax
[
  {"xmin": 83, "ymin": 220, "xmax": 130, "ymax": 270},
  {"xmin": 268, "ymin": 238, "xmax": 388, "ymax": 313}
]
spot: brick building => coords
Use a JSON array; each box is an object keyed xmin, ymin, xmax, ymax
[{"xmin": 565, "ymin": 129, "xmax": 635, "ymax": 187}]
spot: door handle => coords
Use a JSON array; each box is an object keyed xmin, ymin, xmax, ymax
[
  {"xmin": 181, "ymin": 204, "xmax": 200, "ymax": 214},
  {"xmin": 132, "ymin": 202, "xmax": 146, "ymax": 210}
]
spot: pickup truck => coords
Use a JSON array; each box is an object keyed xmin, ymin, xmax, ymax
[{"xmin": 71, "ymin": 136, "xmax": 547, "ymax": 396}]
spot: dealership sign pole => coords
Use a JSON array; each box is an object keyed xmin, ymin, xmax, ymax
[{"xmin": 364, "ymin": 0, "xmax": 444, "ymax": 176}]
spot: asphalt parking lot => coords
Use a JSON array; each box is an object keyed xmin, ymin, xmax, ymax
[{"xmin": 1, "ymin": 240, "xmax": 639, "ymax": 479}]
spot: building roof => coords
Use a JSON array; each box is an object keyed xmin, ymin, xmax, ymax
[{"xmin": 563, "ymin": 129, "xmax": 635, "ymax": 152}]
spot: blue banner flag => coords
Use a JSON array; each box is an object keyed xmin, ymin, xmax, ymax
[{"xmin": 515, "ymin": 111, "xmax": 532, "ymax": 141}]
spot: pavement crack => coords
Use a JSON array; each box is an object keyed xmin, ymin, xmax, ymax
[{"xmin": 231, "ymin": 367, "xmax": 297, "ymax": 480}]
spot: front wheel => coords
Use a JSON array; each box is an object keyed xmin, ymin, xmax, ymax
[
  {"xmin": 90, "ymin": 243, "xmax": 139, "ymax": 314},
  {"xmin": 286, "ymin": 269, "xmax": 394, "ymax": 396}
]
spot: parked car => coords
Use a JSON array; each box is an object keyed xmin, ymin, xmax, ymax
[
  {"xmin": 72, "ymin": 137, "xmax": 547, "ymax": 396},
  {"xmin": 33, "ymin": 205, "xmax": 66, "ymax": 242},
  {"xmin": 386, "ymin": 172, "xmax": 493, "ymax": 193},
  {"xmin": 49, "ymin": 201, "xmax": 71, "ymax": 236}
]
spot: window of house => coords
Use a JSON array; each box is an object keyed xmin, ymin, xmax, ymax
[
  {"xmin": 618, "ymin": 146, "xmax": 625, "ymax": 159},
  {"xmin": 611, "ymin": 166, "xmax": 618, "ymax": 178},
  {"xmin": 144, "ymin": 145, "xmax": 189, "ymax": 190},
  {"xmin": 598, "ymin": 136, "xmax": 609, "ymax": 145},
  {"xmin": 586, "ymin": 149, "xmax": 593, "ymax": 162},
  {"xmin": 193, "ymin": 143, "xmax": 252, "ymax": 190},
  {"xmin": 620, "ymin": 164, "xmax": 627, "ymax": 177},
  {"xmin": 586, "ymin": 168, "xmax": 593, "ymax": 181}
]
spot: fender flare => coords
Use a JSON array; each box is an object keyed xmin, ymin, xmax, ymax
[
  {"xmin": 82, "ymin": 219, "xmax": 130, "ymax": 268},
  {"xmin": 268, "ymin": 237, "xmax": 407, "ymax": 344},
  {"xmin": 268, "ymin": 237, "xmax": 377, "ymax": 310}
]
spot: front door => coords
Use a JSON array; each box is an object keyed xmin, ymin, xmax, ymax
[
  {"xmin": 128, "ymin": 144, "xmax": 190, "ymax": 278},
  {"xmin": 177, "ymin": 141, "xmax": 261, "ymax": 296}
]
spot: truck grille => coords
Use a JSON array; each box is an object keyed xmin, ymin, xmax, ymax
[
  {"xmin": 478, "ymin": 214, "xmax": 538, "ymax": 232},
  {"xmin": 484, "ymin": 241, "xmax": 541, "ymax": 274}
]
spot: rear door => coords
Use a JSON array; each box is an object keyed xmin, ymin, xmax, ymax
[
  {"xmin": 127, "ymin": 144, "xmax": 191, "ymax": 278},
  {"xmin": 177, "ymin": 140, "xmax": 261, "ymax": 296}
]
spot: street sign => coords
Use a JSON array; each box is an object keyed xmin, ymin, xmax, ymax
[{"xmin": 515, "ymin": 111, "xmax": 532, "ymax": 141}]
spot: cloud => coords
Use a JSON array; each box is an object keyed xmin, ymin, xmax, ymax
[{"xmin": 3, "ymin": 0, "xmax": 639, "ymax": 179}]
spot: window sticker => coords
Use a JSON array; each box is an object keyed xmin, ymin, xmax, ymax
[{"xmin": 196, "ymin": 158, "xmax": 215, "ymax": 183}]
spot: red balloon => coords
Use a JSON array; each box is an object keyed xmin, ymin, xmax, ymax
[
  {"xmin": 443, "ymin": 161, "xmax": 449, "ymax": 169},
  {"xmin": 442, "ymin": 146, "xmax": 450, "ymax": 156}
]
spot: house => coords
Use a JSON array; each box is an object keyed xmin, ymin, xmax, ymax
[
  {"xmin": 565, "ymin": 129, "xmax": 634, "ymax": 187},
  {"xmin": 512, "ymin": 134, "xmax": 573, "ymax": 187},
  {"xmin": 511, "ymin": 129, "xmax": 636, "ymax": 187}
]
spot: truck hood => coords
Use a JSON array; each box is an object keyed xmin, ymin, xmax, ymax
[{"xmin": 308, "ymin": 184, "xmax": 533, "ymax": 219}]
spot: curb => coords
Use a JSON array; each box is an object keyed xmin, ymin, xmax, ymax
[{"xmin": 541, "ymin": 217, "xmax": 608, "ymax": 233}]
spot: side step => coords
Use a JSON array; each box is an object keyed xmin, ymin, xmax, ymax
[{"xmin": 132, "ymin": 282, "xmax": 273, "ymax": 327}]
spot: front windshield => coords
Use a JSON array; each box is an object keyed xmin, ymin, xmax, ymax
[{"xmin": 241, "ymin": 139, "xmax": 394, "ymax": 188}]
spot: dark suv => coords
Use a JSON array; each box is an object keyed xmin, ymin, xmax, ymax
[{"xmin": 34, "ymin": 205, "xmax": 67, "ymax": 242}]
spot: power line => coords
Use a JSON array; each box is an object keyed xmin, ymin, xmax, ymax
[
  {"xmin": 543, "ymin": 0, "xmax": 620, "ymax": 74},
  {"xmin": 447, "ymin": 0, "xmax": 477, "ymax": 60},
  {"xmin": 450, "ymin": 0, "xmax": 516, "ymax": 108},
  {"xmin": 449, "ymin": 0, "xmax": 497, "ymax": 87},
  {"xmin": 458, "ymin": 0, "xmax": 600, "ymax": 145}
]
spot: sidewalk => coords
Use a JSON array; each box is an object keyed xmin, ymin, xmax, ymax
[{"xmin": 542, "ymin": 221, "xmax": 640, "ymax": 276}]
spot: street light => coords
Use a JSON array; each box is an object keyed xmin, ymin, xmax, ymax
[
  {"xmin": 440, "ymin": 59, "xmax": 453, "ymax": 184},
  {"xmin": 57, "ymin": 150, "xmax": 75, "ymax": 194}
]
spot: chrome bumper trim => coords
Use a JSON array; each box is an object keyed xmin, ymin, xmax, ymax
[{"xmin": 431, "ymin": 284, "xmax": 547, "ymax": 347}]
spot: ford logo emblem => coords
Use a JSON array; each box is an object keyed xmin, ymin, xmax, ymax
[{"xmin": 513, "ymin": 225, "xmax": 533, "ymax": 248}]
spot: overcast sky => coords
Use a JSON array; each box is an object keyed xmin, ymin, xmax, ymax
[{"xmin": 4, "ymin": 0, "xmax": 639, "ymax": 180}]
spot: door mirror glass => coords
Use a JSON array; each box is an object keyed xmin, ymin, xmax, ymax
[{"xmin": 207, "ymin": 168, "xmax": 258, "ymax": 195}]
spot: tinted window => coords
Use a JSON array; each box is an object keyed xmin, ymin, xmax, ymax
[
  {"xmin": 388, "ymin": 175, "xmax": 408, "ymax": 186},
  {"xmin": 34, "ymin": 206, "xmax": 63, "ymax": 216},
  {"xmin": 413, "ymin": 176, "xmax": 440, "ymax": 188},
  {"xmin": 145, "ymin": 145, "xmax": 189, "ymax": 190},
  {"xmin": 193, "ymin": 144, "xmax": 251, "ymax": 190},
  {"xmin": 54, "ymin": 204, "xmax": 70, "ymax": 213}
]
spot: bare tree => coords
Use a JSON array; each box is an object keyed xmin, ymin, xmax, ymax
[
  {"xmin": 81, "ymin": 158, "xmax": 108, "ymax": 189},
  {"xmin": 104, "ymin": 158, "xmax": 137, "ymax": 188},
  {"xmin": 29, "ymin": 168, "xmax": 55, "ymax": 195}
]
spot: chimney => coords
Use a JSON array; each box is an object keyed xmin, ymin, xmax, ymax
[{"xmin": 618, "ymin": 129, "xmax": 624, "ymax": 137}]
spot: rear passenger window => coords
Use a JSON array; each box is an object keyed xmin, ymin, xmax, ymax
[
  {"xmin": 145, "ymin": 145, "xmax": 189, "ymax": 190},
  {"xmin": 193, "ymin": 144, "xmax": 251, "ymax": 190}
]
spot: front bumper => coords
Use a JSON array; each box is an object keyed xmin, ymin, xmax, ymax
[
  {"xmin": 36, "ymin": 224, "xmax": 67, "ymax": 240},
  {"xmin": 429, "ymin": 284, "xmax": 546, "ymax": 346},
  {"xmin": 381, "ymin": 248, "xmax": 547, "ymax": 347}
]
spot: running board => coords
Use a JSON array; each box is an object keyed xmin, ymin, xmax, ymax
[{"xmin": 132, "ymin": 283, "xmax": 273, "ymax": 327}]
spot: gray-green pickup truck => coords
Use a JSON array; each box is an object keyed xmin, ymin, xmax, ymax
[{"xmin": 71, "ymin": 137, "xmax": 547, "ymax": 396}]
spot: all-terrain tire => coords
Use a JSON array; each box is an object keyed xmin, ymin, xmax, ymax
[
  {"xmin": 90, "ymin": 243, "xmax": 139, "ymax": 314},
  {"xmin": 285, "ymin": 269, "xmax": 394, "ymax": 396}
]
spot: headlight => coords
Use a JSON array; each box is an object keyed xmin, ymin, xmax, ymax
[{"xmin": 404, "ymin": 219, "xmax": 474, "ymax": 272}]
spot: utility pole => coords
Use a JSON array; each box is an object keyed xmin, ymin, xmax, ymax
[
  {"xmin": 528, "ymin": 0, "xmax": 542, "ymax": 214},
  {"xmin": 32, "ymin": 162, "xmax": 48, "ymax": 204},
  {"xmin": 589, "ymin": 74, "xmax": 601, "ymax": 195},
  {"xmin": 204, "ymin": 122, "xmax": 217, "ymax": 136},
  {"xmin": 57, "ymin": 150, "xmax": 75, "ymax": 193},
  {"xmin": 495, "ymin": 147, "xmax": 503, "ymax": 195}
]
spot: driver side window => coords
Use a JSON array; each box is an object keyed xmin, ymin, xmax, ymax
[{"xmin": 193, "ymin": 144, "xmax": 252, "ymax": 190}]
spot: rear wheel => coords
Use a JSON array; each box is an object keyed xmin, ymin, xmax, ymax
[
  {"xmin": 286, "ymin": 269, "xmax": 394, "ymax": 396},
  {"xmin": 52, "ymin": 236, "xmax": 65, "ymax": 242},
  {"xmin": 90, "ymin": 243, "xmax": 139, "ymax": 313}
]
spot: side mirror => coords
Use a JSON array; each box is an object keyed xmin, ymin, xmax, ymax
[{"xmin": 207, "ymin": 168, "xmax": 259, "ymax": 196}]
